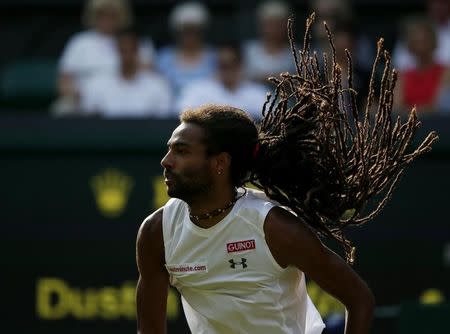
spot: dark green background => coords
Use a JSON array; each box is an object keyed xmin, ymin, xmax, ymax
[{"xmin": 1, "ymin": 116, "xmax": 449, "ymax": 333}]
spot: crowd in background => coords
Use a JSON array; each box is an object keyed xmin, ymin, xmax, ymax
[{"xmin": 51, "ymin": 0, "xmax": 450, "ymax": 119}]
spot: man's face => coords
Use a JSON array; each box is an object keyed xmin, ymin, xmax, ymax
[
  {"xmin": 161, "ymin": 122, "xmax": 215, "ymax": 201},
  {"xmin": 177, "ymin": 24, "xmax": 204, "ymax": 49},
  {"xmin": 407, "ymin": 25, "xmax": 435, "ymax": 58},
  {"xmin": 217, "ymin": 47, "xmax": 242, "ymax": 88},
  {"xmin": 334, "ymin": 31, "xmax": 354, "ymax": 58},
  {"xmin": 95, "ymin": 6, "xmax": 121, "ymax": 35},
  {"xmin": 118, "ymin": 34, "xmax": 138, "ymax": 68},
  {"xmin": 260, "ymin": 17, "xmax": 287, "ymax": 43}
]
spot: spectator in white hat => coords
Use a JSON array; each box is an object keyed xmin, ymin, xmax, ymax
[
  {"xmin": 243, "ymin": 1, "xmax": 296, "ymax": 84},
  {"xmin": 177, "ymin": 43, "xmax": 268, "ymax": 118},
  {"xmin": 156, "ymin": 2, "xmax": 217, "ymax": 96}
]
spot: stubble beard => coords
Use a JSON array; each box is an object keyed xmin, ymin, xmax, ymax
[{"xmin": 167, "ymin": 175, "xmax": 213, "ymax": 204}]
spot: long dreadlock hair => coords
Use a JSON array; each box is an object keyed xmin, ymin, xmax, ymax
[{"xmin": 249, "ymin": 13, "xmax": 439, "ymax": 263}]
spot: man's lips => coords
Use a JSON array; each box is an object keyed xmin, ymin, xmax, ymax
[{"xmin": 164, "ymin": 172, "xmax": 175, "ymax": 183}]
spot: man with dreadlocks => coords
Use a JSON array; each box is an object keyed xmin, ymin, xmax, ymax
[{"xmin": 136, "ymin": 14, "xmax": 438, "ymax": 334}]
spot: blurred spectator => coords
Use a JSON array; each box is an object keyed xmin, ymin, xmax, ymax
[
  {"xmin": 394, "ymin": 16, "xmax": 450, "ymax": 113},
  {"xmin": 79, "ymin": 28, "xmax": 172, "ymax": 118},
  {"xmin": 393, "ymin": 0, "xmax": 450, "ymax": 71},
  {"xmin": 53, "ymin": 0, "xmax": 155, "ymax": 115},
  {"xmin": 243, "ymin": 1, "xmax": 296, "ymax": 83},
  {"xmin": 332, "ymin": 21, "xmax": 370, "ymax": 111},
  {"xmin": 311, "ymin": 0, "xmax": 351, "ymax": 46},
  {"xmin": 177, "ymin": 43, "xmax": 268, "ymax": 119},
  {"xmin": 310, "ymin": 0, "xmax": 374, "ymax": 73},
  {"xmin": 156, "ymin": 2, "xmax": 216, "ymax": 96}
]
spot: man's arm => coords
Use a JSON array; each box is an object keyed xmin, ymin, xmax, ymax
[
  {"xmin": 264, "ymin": 207, "xmax": 375, "ymax": 334},
  {"xmin": 136, "ymin": 208, "xmax": 169, "ymax": 334}
]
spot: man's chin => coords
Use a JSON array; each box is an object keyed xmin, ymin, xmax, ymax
[
  {"xmin": 166, "ymin": 186, "xmax": 180, "ymax": 199},
  {"xmin": 167, "ymin": 187, "xmax": 190, "ymax": 201},
  {"xmin": 166, "ymin": 185, "xmax": 175, "ymax": 197}
]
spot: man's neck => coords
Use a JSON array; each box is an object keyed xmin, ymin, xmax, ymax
[
  {"xmin": 263, "ymin": 39, "xmax": 285, "ymax": 54},
  {"xmin": 121, "ymin": 65, "xmax": 138, "ymax": 80},
  {"xmin": 223, "ymin": 80, "xmax": 240, "ymax": 92},
  {"xmin": 417, "ymin": 55, "xmax": 434, "ymax": 69},
  {"xmin": 187, "ymin": 185, "xmax": 237, "ymax": 228},
  {"xmin": 179, "ymin": 46, "xmax": 203, "ymax": 62}
]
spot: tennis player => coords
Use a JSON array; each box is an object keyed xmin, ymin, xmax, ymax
[{"xmin": 136, "ymin": 14, "xmax": 437, "ymax": 334}]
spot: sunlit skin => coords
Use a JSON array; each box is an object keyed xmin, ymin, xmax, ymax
[{"xmin": 160, "ymin": 122, "xmax": 236, "ymax": 226}]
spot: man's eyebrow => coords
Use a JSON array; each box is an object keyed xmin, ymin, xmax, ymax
[{"xmin": 167, "ymin": 140, "xmax": 191, "ymax": 148}]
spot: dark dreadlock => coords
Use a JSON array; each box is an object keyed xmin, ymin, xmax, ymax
[{"xmin": 249, "ymin": 13, "xmax": 439, "ymax": 263}]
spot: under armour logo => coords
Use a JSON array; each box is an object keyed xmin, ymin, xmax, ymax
[{"xmin": 229, "ymin": 258, "xmax": 247, "ymax": 269}]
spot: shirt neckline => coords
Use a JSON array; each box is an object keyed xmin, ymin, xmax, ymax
[{"xmin": 183, "ymin": 188, "xmax": 247, "ymax": 237}]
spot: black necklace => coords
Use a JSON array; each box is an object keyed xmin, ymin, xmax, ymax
[{"xmin": 189, "ymin": 188, "xmax": 246, "ymax": 221}]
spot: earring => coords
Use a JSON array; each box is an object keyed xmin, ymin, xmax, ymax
[{"xmin": 218, "ymin": 170, "xmax": 222, "ymax": 175}]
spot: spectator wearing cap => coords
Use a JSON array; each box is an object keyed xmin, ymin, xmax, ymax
[
  {"xmin": 80, "ymin": 28, "xmax": 172, "ymax": 118},
  {"xmin": 177, "ymin": 43, "xmax": 268, "ymax": 118},
  {"xmin": 54, "ymin": 0, "xmax": 155, "ymax": 115},
  {"xmin": 243, "ymin": 1, "xmax": 296, "ymax": 84},
  {"xmin": 156, "ymin": 2, "xmax": 216, "ymax": 97}
]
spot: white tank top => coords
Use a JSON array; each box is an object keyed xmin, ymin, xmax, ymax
[{"xmin": 162, "ymin": 188, "xmax": 325, "ymax": 334}]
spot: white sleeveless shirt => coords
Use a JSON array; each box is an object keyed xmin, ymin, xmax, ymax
[{"xmin": 162, "ymin": 188, "xmax": 326, "ymax": 334}]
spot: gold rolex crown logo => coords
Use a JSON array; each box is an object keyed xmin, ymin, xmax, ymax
[{"xmin": 90, "ymin": 168, "xmax": 134, "ymax": 218}]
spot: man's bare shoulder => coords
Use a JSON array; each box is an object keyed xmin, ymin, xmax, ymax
[
  {"xmin": 265, "ymin": 206, "xmax": 310, "ymax": 232},
  {"xmin": 136, "ymin": 208, "xmax": 166, "ymax": 275},
  {"xmin": 264, "ymin": 206, "xmax": 323, "ymax": 269},
  {"xmin": 137, "ymin": 208, "xmax": 164, "ymax": 249}
]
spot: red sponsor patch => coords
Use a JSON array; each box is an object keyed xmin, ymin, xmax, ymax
[{"xmin": 227, "ymin": 239, "xmax": 256, "ymax": 253}]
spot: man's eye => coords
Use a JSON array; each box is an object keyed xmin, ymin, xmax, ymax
[{"xmin": 175, "ymin": 148, "xmax": 187, "ymax": 154}]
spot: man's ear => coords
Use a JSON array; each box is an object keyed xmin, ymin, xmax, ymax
[{"xmin": 213, "ymin": 152, "xmax": 232, "ymax": 175}]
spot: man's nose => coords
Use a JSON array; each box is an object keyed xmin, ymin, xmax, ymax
[{"xmin": 161, "ymin": 151, "xmax": 172, "ymax": 169}]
